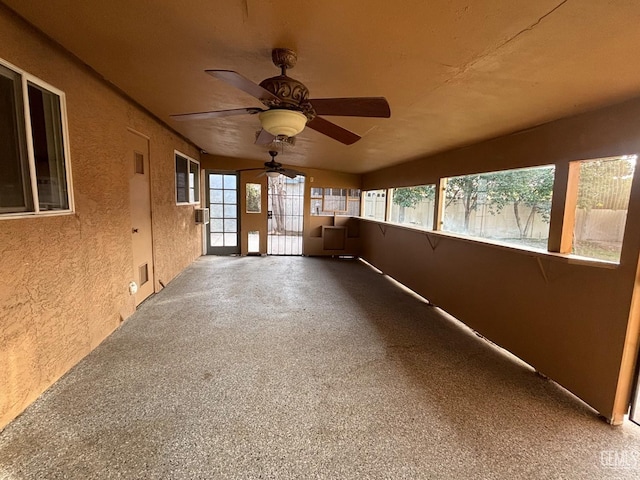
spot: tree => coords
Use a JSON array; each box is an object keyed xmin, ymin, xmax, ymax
[
  {"xmin": 486, "ymin": 167, "xmax": 554, "ymax": 238},
  {"xmin": 574, "ymin": 156, "xmax": 635, "ymax": 242},
  {"xmin": 576, "ymin": 157, "xmax": 634, "ymax": 211},
  {"xmin": 246, "ymin": 183, "xmax": 261, "ymax": 213},
  {"xmin": 268, "ymin": 176, "xmax": 286, "ymax": 234},
  {"xmin": 445, "ymin": 175, "xmax": 484, "ymax": 231},
  {"xmin": 444, "ymin": 168, "xmax": 554, "ymax": 237},
  {"xmin": 392, "ymin": 186, "xmax": 435, "ymax": 222}
]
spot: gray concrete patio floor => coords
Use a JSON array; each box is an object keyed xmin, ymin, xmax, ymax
[{"xmin": 1, "ymin": 255, "xmax": 639, "ymax": 479}]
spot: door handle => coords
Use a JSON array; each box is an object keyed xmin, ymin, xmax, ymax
[{"xmin": 132, "ymin": 228, "xmax": 139, "ymax": 233}]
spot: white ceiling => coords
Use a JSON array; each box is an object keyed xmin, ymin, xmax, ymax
[{"xmin": 5, "ymin": 0, "xmax": 640, "ymax": 173}]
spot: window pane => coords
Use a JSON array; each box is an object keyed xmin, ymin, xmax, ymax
[
  {"xmin": 0, "ymin": 66, "xmax": 31, "ymax": 212},
  {"xmin": 572, "ymin": 155, "xmax": 636, "ymax": 262},
  {"xmin": 28, "ymin": 84, "xmax": 69, "ymax": 211},
  {"xmin": 175, "ymin": 155, "xmax": 188, "ymax": 203},
  {"xmin": 223, "ymin": 189, "xmax": 237, "ymax": 204},
  {"xmin": 210, "ymin": 189, "xmax": 223, "ymax": 204},
  {"xmin": 189, "ymin": 174, "xmax": 196, "ymax": 203},
  {"xmin": 210, "ymin": 204, "xmax": 223, "ymax": 218},
  {"xmin": 209, "ymin": 173, "xmax": 223, "ymax": 189},
  {"xmin": 323, "ymin": 188, "xmax": 347, "ymax": 212},
  {"xmin": 223, "ymin": 174, "xmax": 236, "ymax": 189},
  {"xmin": 311, "ymin": 197, "xmax": 323, "ymax": 215},
  {"xmin": 189, "ymin": 161, "xmax": 199, "ymax": 202},
  {"xmin": 347, "ymin": 198, "xmax": 361, "ymax": 216},
  {"xmin": 224, "ymin": 219, "xmax": 237, "ymax": 233},
  {"xmin": 224, "ymin": 233, "xmax": 237, "ymax": 246},
  {"xmin": 224, "ymin": 204, "xmax": 237, "ymax": 218},
  {"xmin": 246, "ymin": 183, "xmax": 261, "ymax": 213},
  {"xmin": 210, "ymin": 218, "xmax": 223, "ymax": 232},
  {"xmin": 389, "ymin": 185, "xmax": 435, "ymax": 230},
  {"xmin": 442, "ymin": 166, "xmax": 555, "ymax": 249},
  {"xmin": 362, "ymin": 190, "xmax": 386, "ymax": 220},
  {"xmin": 210, "ymin": 233, "xmax": 224, "ymax": 247}
]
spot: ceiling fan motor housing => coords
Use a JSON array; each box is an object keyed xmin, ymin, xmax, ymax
[{"xmin": 259, "ymin": 75, "xmax": 316, "ymax": 121}]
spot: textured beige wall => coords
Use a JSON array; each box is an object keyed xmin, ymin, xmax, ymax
[
  {"xmin": 360, "ymin": 98, "xmax": 640, "ymax": 423},
  {"xmin": 0, "ymin": 8, "xmax": 201, "ymax": 429}
]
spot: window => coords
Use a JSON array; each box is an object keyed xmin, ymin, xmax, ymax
[
  {"xmin": 175, "ymin": 152, "xmax": 199, "ymax": 204},
  {"xmin": 323, "ymin": 188, "xmax": 347, "ymax": 212},
  {"xmin": 362, "ymin": 189, "xmax": 387, "ymax": 220},
  {"xmin": 442, "ymin": 166, "xmax": 555, "ymax": 249},
  {"xmin": 310, "ymin": 188, "xmax": 361, "ymax": 216},
  {"xmin": 0, "ymin": 60, "xmax": 71, "ymax": 216},
  {"xmin": 389, "ymin": 185, "xmax": 436, "ymax": 230},
  {"xmin": 347, "ymin": 189, "xmax": 361, "ymax": 216},
  {"xmin": 246, "ymin": 183, "xmax": 261, "ymax": 213},
  {"xmin": 570, "ymin": 155, "xmax": 636, "ymax": 262}
]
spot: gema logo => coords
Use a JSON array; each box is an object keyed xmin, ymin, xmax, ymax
[{"xmin": 600, "ymin": 450, "xmax": 640, "ymax": 470}]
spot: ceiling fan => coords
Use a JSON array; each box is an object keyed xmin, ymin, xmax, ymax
[
  {"xmin": 239, "ymin": 150, "xmax": 305, "ymax": 179},
  {"xmin": 171, "ymin": 48, "xmax": 391, "ymax": 145}
]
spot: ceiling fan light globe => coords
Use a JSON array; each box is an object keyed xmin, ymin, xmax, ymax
[
  {"xmin": 265, "ymin": 170, "xmax": 280, "ymax": 178},
  {"xmin": 259, "ymin": 109, "xmax": 307, "ymax": 137}
]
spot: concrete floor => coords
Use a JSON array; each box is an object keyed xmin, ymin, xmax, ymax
[{"xmin": 1, "ymin": 256, "xmax": 640, "ymax": 479}]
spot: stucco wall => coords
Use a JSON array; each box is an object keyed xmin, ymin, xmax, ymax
[
  {"xmin": 0, "ymin": 7, "xmax": 201, "ymax": 429},
  {"xmin": 360, "ymin": 98, "xmax": 640, "ymax": 423}
]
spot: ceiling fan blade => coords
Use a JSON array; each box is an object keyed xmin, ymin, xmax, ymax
[
  {"xmin": 309, "ymin": 97, "xmax": 390, "ymax": 118},
  {"xmin": 306, "ymin": 117, "xmax": 361, "ymax": 145},
  {"xmin": 206, "ymin": 70, "xmax": 280, "ymax": 104},
  {"xmin": 171, "ymin": 107, "xmax": 262, "ymax": 121},
  {"xmin": 255, "ymin": 128, "xmax": 276, "ymax": 145},
  {"xmin": 281, "ymin": 168, "xmax": 305, "ymax": 179}
]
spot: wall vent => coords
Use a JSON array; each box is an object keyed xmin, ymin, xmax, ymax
[
  {"xmin": 139, "ymin": 263, "xmax": 149, "ymax": 285},
  {"xmin": 134, "ymin": 151, "xmax": 144, "ymax": 174}
]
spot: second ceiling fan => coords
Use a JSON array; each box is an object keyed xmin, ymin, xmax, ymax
[
  {"xmin": 172, "ymin": 48, "xmax": 390, "ymax": 145},
  {"xmin": 238, "ymin": 150, "xmax": 304, "ymax": 179}
]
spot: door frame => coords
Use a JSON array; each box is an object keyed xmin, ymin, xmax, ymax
[
  {"xmin": 267, "ymin": 173, "xmax": 305, "ymax": 256},
  {"xmin": 206, "ymin": 170, "xmax": 240, "ymax": 255}
]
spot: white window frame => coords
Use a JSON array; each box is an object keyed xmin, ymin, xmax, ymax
[
  {"xmin": 0, "ymin": 57, "xmax": 74, "ymax": 219},
  {"xmin": 175, "ymin": 150, "xmax": 200, "ymax": 205}
]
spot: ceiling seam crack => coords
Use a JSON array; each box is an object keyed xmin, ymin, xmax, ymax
[
  {"xmin": 440, "ymin": 0, "xmax": 570, "ymax": 87},
  {"xmin": 494, "ymin": 0, "xmax": 569, "ymax": 52}
]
